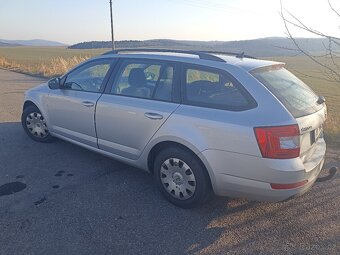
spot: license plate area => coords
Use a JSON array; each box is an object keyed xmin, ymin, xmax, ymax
[{"xmin": 310, "ymin": 127, "xmax": 322, "ymax": 145}]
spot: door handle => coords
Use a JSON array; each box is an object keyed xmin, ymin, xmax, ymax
[
  {"xmin": 82, "ymin": 101, "xmax": 95, "ymax": 107},
  {"xmin": 144, "ymin": 112, "xmax": 163, "ymax": 120}
]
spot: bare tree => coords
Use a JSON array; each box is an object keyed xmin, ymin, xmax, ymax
[{"xmin": 280, "ymin": 0, "xmax": 340, "ymax": 83}]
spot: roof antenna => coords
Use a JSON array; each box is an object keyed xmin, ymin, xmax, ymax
[{"xmin": 236, "ymin": 52, "xmax": 245, "ymax": 59}]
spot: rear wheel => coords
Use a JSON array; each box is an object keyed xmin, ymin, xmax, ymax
[
  {"xmin": 153, "ymin": 147, "xmax": 211, "ymax": 208},
  {"xmin": 21, "ymin": 105, "xmax": 53, "ymax": 143}
]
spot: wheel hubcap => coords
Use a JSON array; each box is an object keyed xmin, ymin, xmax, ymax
[
  {"xmin": 160, "ymin": 158, "xmax": 196, "ymax": 200},
  {"xmin": 26, "ymin": 112, "xmax": 49, "ymax": 138}
]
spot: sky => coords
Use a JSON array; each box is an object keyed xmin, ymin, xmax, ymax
[{"xmin": 0, "ymin": 0, "xmax": 339, "ymax": 45}]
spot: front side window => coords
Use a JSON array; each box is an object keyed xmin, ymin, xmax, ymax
[
  {"xmin": 111, "ymin": 60, "xmax": 174, "ymax": 101},
  {"xmin": 184, "ymin": 66, "xmax": 251, "ymax": 110},
  {"xmin": 63, "ymin": 59, "xmax": 113, "ymax": 92}
]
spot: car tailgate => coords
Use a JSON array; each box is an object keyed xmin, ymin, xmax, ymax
[{"xmin": 296, "ymin": 105, "xmax": 327, "ymax": 163}]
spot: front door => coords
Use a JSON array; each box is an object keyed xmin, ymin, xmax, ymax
[{"xmin": 47, "ymin": 59, "xmax": 114, "ymax": 147}]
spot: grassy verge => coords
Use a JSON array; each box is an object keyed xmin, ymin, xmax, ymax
[{"xmin": 0, "ymin": 47, "xmax": 339, "ymax": 143}]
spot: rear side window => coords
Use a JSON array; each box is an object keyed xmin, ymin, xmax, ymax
[
  {"xmin": 111, "ymin": 60, "xmax": 174, "ymax": 102},
  {"xmin": 183, "ymin": 66, "xmax": 254, "ymax": 111},
  {"xmin": 251, "ymin": 66, "xmax": 322, "ymax": 118}
]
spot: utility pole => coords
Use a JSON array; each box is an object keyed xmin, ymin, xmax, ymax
[{"xmin": 109, "ymin": 0, "xmax": 115, "ymax": 50}]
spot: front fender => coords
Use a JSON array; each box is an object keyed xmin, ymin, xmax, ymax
[{"xmin": 23, "ymin": 83, "xmax": 50, "ymax": 125}]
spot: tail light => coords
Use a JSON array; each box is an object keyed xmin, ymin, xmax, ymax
[{"xmin": 254, "ymin": 124, "xmax": 300, "ymax": 159}]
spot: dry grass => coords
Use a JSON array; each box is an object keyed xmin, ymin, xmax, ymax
[
  {"xmin": 0, "ymin": 46, "xmax": 108, "ymax": 78},
  {"xmin": 0, "ymin": 55, "xmax": 89, "ymax": 78},
  {"xmin": 323, "ymin": 114, "xmax": 340, "ymax": 144}
]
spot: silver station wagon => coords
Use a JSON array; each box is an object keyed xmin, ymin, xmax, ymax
[{"xmin": 22, "ymin": 49, "xmax": 327, "ymax": 208}]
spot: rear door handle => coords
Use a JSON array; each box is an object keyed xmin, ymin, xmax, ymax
[
  {"xmin": 82, "ymin": 101, "xmax": 95, "ymax": 107},
  {"xmin": 144, "ymin": 112, "xmax": 163, "ymax": 120}
]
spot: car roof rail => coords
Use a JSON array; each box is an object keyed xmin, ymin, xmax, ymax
[
  {"xmin": 102, "ymin": 48, "xmax": 256, "ymax": 61},
  {"xmin": 102, "ymin": 48, "xmax": 226, "ymax": 62},
  {"xmin": 198, "ymin": 50, "xmax": 256, "ymax": 59}
]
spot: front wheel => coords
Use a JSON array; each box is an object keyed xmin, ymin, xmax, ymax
[
  {"xmin": 153, "ymin": 147, "xmax": 211, "ymax": 208},
  {"xmin": 21, "ymin": 105, "xmax": 53, "ymax": 143}
]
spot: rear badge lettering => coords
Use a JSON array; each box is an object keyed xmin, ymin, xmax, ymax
[{"xmin": 301, "ymin": 126, "xmax": 312, "ymax": 132}]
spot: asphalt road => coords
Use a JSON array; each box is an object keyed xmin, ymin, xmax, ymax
[{"xmin": 0, "ymin": 68, "xmax": 339, "ymax": 255}]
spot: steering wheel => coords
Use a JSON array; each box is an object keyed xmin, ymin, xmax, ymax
[
  {"xmin": 91, "ymin": 77, "xmax": 103, "ymax": 90},
  {"xmin": 72, "ymin": 82, "xmax": 84, "ymax": 91},
  {"xmin": 65, "ymin": 82, "xmax": 84, "ymax": 90},
  {"xmin": 91, "ymin": 77, "xmax": 103, "ymax": 85}
]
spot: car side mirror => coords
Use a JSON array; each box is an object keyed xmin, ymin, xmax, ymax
[{"xmin": 48, "ymin": 77, "xmax": 61, "ymax": 90}]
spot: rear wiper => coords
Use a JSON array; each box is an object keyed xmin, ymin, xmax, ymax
[{"xmin": 317, "ymin": 95, "xmax": 326, "ymax": 104}]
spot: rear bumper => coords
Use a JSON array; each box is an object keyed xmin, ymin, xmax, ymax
[
  {"xmin": 201, "ymin": 138, "xmax": 326, "ymax": 202},
  {"xmin": 211, "ymin": 158, "xmax": 324, "ymax": 201}
]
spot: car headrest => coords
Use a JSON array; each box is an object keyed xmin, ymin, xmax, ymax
[{"xmin": 128, "ymin": 68, "xmax": 147, "ymax": 87}]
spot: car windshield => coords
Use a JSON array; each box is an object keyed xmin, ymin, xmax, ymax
[{"xmin": 251, "ymin": 66, "xmax": 323, "ymax": 118}]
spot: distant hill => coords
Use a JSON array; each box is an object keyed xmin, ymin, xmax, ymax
[
  {"xmin": 68, "ymin": 39, "xmax": 191, "ymax": 50},
  {"xmin": 0, "ymin": 39, "xmax": 67, "ymax": 47},
  {"xmin": 0, "ymin": 41, "xmax": 21, "ymax": 47},
  {"xmin": 69, "ymin": 37, "xmax": 337, "ymax": 57},
  {"xmin": 214, "ymin": 37, "xmax": 332, "ymax": 57}
]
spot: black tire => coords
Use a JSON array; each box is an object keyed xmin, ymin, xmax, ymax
[
  {"xmin": 21, "ymin": 105, "xmax": 53, "ymax": 143},
  {"xmin": 153, "ymin": 147, "xmax": 211, "ymax": 208}
]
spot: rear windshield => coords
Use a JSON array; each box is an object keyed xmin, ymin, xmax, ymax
[{"xmin": 251, "ymin": 66, "xmax": 323, "ymax": 118}]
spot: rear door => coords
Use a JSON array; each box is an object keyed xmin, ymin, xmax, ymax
[{"xmin": 95, "ymin": 58, "xmax": 180, "ymax": 159}]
